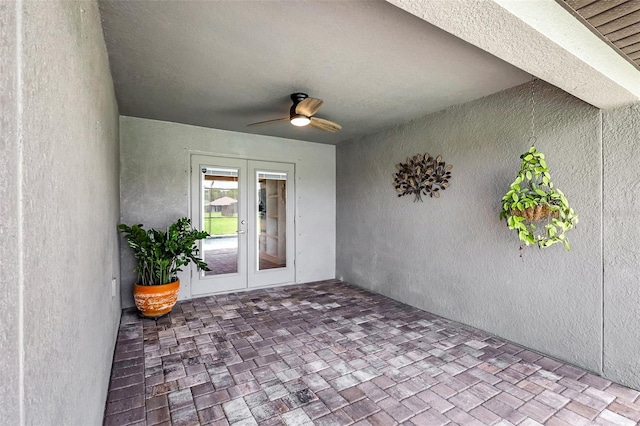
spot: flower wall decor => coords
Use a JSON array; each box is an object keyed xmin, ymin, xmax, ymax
[{"xmin": 393, "ymin": 153, "xmax": 452, "ymax": 202}]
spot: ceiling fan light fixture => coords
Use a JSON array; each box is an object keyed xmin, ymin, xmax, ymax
[
  {"xmin": 247, "ymin": 93, "xmax": 340, "ymax": 132},
  {"xmin": 290, "ymin": 114, "xmax": 310, "ymax": 127}
]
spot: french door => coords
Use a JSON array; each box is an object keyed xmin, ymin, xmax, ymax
[{"xmin": 190, "ymin": 155, "xmax": 295, "ymax": 296}]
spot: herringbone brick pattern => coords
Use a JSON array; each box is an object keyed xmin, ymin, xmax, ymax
[{"xmin": 104, "ymin": 280, "xmax": 640, "ymax": 425}]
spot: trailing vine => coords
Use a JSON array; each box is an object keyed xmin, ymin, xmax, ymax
[{"xmin": 500, "ymin": 147, "xmax": 578, "ymax": 250}]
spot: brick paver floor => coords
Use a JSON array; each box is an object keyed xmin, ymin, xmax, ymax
[{"xmin": 104, "ymin": 280, "xmax": 640, "ymax": 425}]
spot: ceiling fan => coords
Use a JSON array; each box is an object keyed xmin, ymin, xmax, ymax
[{"xmin": 248, "ymin": 93, "xmax": 342, "ymax": 133}]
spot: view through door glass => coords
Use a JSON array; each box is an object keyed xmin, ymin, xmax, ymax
[
  {"xmin": 257, "ymin": 171, "xmax": 287, "ymax": 270},
  {"xmin": 191, "ymin": 156, "xmax": 294, "ymax": 296},
  {"xmin": 202, "ymin": 167, "xmax": 239, "ymax": 276}
]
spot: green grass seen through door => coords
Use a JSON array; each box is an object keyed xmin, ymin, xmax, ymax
[{"xmin": 204, "ymin": 214, "xmax": 238, "ymax": 235}]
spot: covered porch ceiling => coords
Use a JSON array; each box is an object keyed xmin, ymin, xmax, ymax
[{"xmin": 99, "ymin": 0, "xmax": 640, "ymax": 146}]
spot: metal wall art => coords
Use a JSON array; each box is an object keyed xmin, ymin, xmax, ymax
[{"xmin": 393, "ymin": 153, "xmax": 452, "ymax": 202}]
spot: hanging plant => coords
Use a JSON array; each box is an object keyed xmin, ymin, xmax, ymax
[{"xmin": 500, "ymin": 146, "xmax": 578, "ymax": 250}]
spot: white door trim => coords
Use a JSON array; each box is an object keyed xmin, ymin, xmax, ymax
[
  {"xmin": 247, "ymin": 160, "xmax": 296, "ymax": 288},
  {"xmin": 189, "ymin": 154, "xmax": 296, "ymax": 298}
]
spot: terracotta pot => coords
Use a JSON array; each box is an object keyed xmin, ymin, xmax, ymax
[{"xmin": 133, "ymin": 279, "xmax": 180, "ymax": 317}]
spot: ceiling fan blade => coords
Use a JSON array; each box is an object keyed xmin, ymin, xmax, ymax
[
  {"xmin": 310, "ymin": 117, "xmax": 342, "ymax": 133},
  {"xmin": 296, "ymin": 97, "xmax": 324, "ymax": 116},
  {"xmin": 247, "ymin": 117, "xmax": 289, "ymax": 127}
]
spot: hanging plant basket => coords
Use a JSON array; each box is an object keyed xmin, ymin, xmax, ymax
[
  {"xmin": 510, "ymin": 204, "xmax": 559, "ymax": 222},
  {"xmin": 500, "ymin": 147, "xmax": 578, "ymax": 250}
]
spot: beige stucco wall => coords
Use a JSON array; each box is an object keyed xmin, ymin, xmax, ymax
[
  {"xmin": 0, "ymin": 2, "xmax": 21, "ymax": 423},
  {"xmin": 0, "ymin": 1, "xmax": 122, "ymax": 423},
  {"xmin": 603, "ymin": 104, "xmax": 640, "ymax": 389},
  {"xmin": 119, "ymin": 117, "xmax": 336, "ymax": 307},
  {"xmin": 337, "ymin": 82, "xmax": 606, "ymax": 379},
  {"xmin": 338, "ymin": 80, "xmax": 640, "ymax": 390}
]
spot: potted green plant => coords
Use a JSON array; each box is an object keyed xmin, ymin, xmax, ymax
[
  {"xmin": 119, "ymin": 217, "xmax": 210, "ymax": 317},
  {"xmin": 500, "ymin": 147, "xmax": 578, "ymax": 251}
]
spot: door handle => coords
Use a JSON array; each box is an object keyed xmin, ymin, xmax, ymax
[{"xmin": 236, "ymin": 230, "xmax": 246, "ymax": 234}]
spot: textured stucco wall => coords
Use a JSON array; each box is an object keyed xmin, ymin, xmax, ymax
[
  {"xmin": 119, "ymin": 117, "xmax": 336, "ymax": 308},
  {"xmin": 0, "ymin": 2, "xmax": 21, "ymax": 424},
  {"xmin": 603, "ymin": 104, "xmax": 640, "ymax": 389},
  {"xmin": 17, "ymin": 1, "xmax": 121, "ymax": 424},
  {"xmin": 337, "ymin": 82, "xmax": 604, "ymax": 374}
]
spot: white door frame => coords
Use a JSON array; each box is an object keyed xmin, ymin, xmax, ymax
[
  {"xmin": 247, "ymin": 161, "xmax": 296, "ymax": 288},
  {"xmin": 190, "ymin": 155, "xmax": 248, "ymax": 296},
  {"xmin": 190, "ymin": 154, "xmax": 295, "ymax": 298}
]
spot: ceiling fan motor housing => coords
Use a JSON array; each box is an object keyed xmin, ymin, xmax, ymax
[
  {"xmin": 290, "ymin": 93, "xmax": 309, "ymax": 118},
  {"xmin": 291, "ymin": 92, "xmax": 309, "ymax": 104}
]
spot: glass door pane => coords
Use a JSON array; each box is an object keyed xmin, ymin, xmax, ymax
[
  {"xmin": 257, "ymin": 171, "xmax": 287, "ymax": 270},
  {"xmin": 190, "ymin": 156, "xmax": 293, "ymax": 297},
  {"xmin": 202, "ymin": 167, "xmax": 239, "ymax": 276},
  {"xmin": 248, "ymin": 161, "xmax": 295, "ymax": 288},
  {"xmin": 191, "ymin": 155, "xmax": 247, "ymax": 297}
]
